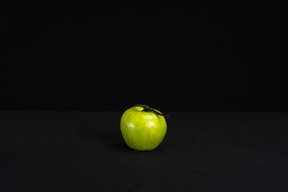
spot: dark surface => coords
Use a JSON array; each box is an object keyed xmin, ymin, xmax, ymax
[{"xmin": 1, "ymin": 111, "xmax": 288, "ymax": 191}]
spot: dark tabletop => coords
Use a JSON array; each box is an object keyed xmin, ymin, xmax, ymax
[{"xmin": 1, "ymin": 111, "xmax": 288, "ymax": 192}]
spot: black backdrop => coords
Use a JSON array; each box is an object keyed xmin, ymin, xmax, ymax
[
  {"xmin": 3, "ymin": 8, "xmax": 288, "ymax": 111},
  {"xmin": 4, "ymin": 7, "xmax": 288, "ymax": 192}
]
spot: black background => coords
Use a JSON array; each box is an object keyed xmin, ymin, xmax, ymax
[
  {"xmin": 3, "ymin": 7, "xmax": 288, "ymax": 111},
  {"xmin": 3, "ymin": 5, "xmax": 288, "ymax": 192}
]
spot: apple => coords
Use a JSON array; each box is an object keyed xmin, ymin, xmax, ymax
[{"xmin": 120, "ymin": 104, "xmax": 168, "ymax": 151}]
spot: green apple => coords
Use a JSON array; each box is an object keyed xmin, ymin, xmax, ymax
[{"xmin": 120, "ymin": 104, "xmax": 168, "ymax": 151}]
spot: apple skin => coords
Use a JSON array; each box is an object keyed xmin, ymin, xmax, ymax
[{"xmin": 120, "ymin": 106, "xmax": 167, "ymax": 151}]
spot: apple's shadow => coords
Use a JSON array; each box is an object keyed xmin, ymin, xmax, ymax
[
  {"xmin": 109, "ymin": 141, "xmax": 163, "ymax": 153},
  {"xmin": 94, "ymin": 130, "xmax": 164, "ymax": 153},
  {"xmin": 80, "ymin": 126, "xmax": 162, "ymax": 153},
  {"xmin": 109, "ymin": 142, "xmax": 136, "ymax": 153},
  {"xmin": 94, "ymin": 131, "xmax": 136, "ymax": 153}
]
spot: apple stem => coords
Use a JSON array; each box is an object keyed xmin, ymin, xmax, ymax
[{"xmin": 133, "ymin": 104, "xmax": 170, "ymax": 117}]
